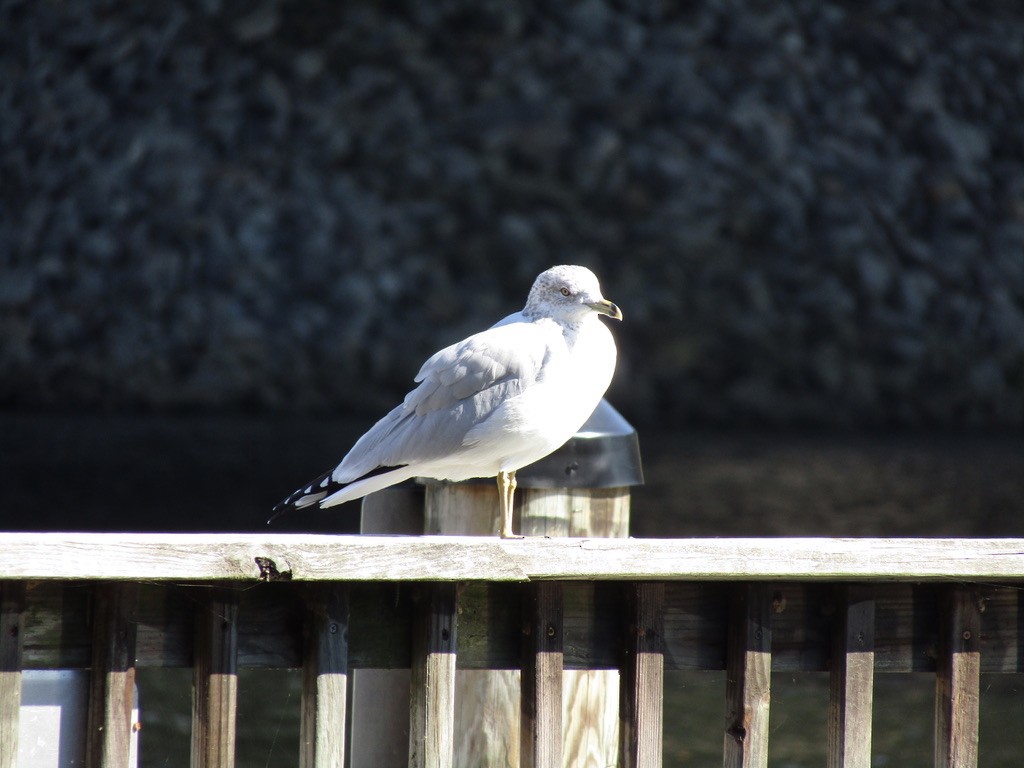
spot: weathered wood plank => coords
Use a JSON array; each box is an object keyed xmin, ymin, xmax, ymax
[
  {"xmin": 769, "ymin": 583, "xmax": 831, "ymax": 672},
  {"xmin": 85, "ymin": 582, "xmax": 138, "ymax": 768},
  {"xmin": 519, "ymin": 487, "xmax": 631, "ymax": 538},
  {"xmin": 300, "ymin": 585, "xmax": 349, "ymax": 768},
  {"xmin": 872, "ymin": 583, "xmax": 938, "ymax": 673},
  {"xmin": 619, "ymin": 582, "xmax": 664, "ymax": 768},
  {"xmin": 0, "ymin": 582, "xmax": 26, "ymax": 768},
  {"xmin": 0, "ymin": 533, "xmax": 526, "ymax": 582},
  {"xmin": 723, "ymin": 583, "xmax": 772, "ymax": 768},
  {"xmin": 424, "ymin": 482, "xmax": 504, "ymax": 536},
  {"xmin": 521, "ymin": 582, "xmax": 564, "ymax": 768},
  {"xmin": 827, "ymin": 585, "xmax": 875, "ymax": 768},
  {"xmin": 661, "ymin": 582, "xmax": 728, "ymax": 672},
  {"xmin": 5, "ymin": 534, "xmax": 1024, "ymax": 582},
  {"xmin": 935, "ymin": 586, "xmax": 981, "ymax": 768},
  {"xmin": 23, "ymin": 583, "xmax": 92, "ymax": 669},
  {"xmin": 409, "ymin": 583, "xmax": 458, "ymax": 768},
  {"xmin": 191, "ymin": 591, "xmax": 239, "ymax": 768}
]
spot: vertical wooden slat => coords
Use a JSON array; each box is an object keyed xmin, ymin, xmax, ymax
[
  {"xmin": 409, "ymin": 583, "xmax": 458, "ymax": 768},
  {"xmin": 827, "ymin": 585, "xmax": 875, "ymax": 768},
  {"xmin": 86, "ymin": 582, "xmax": 138, "ymax": 768},
  {"xmin": 521, "ymin": 581, "xmax": 564, "ymax": 768},
  {"xmin": 192, "ymin": 590, "xmax": 239, "ymax": 768},
  {"xmin": 300, "ymin": 585, "xmax": 350, "ymax": 768},
  {"xmin": 723, "ymin": 582, "xmax": 772, "ymax": 768},
  {"xmin": 0, "ymin": 582, "xmax": 26, "ymax": 768},
  {"xmin": 619, "ymin": 582, "xmax": 665, "ymax": 768},
  {"xmin": 935, "ymin": 585, "xmax": 981, "ymax": 768}
]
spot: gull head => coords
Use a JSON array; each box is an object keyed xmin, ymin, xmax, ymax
[{"xmin": 523, "ymin": 265, "xmax": 622, "ymax": 323}]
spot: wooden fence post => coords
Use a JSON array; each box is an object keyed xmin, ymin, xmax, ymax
[
  {"xmin": 422, "ymin": 482, "xmax": 631, "ymax": 767},
  {"xmin": 0, "ymin": 582, "xmax": 26, "ymax": 768},
  {"xmin": 409, "ymin": 583, "xmax": 458, "ymax": 768},
  {"xmin": 300, "ymin": 585, "xmax": 350, "ymax": 768},
  {"xmin": 935, "ymin": 585, "xmax": 981, "ymax": 768},
  {"xmin": 425, "ymin": 483, "xmax": 520, "ymax": 767},
  {"xmin": 192, "ymin": 589, "xmax": 239, "ymax": 768},
  {"xmin": 828, "ymin": 584, "xmax": 875, "ymax": 768},
  {"xmin": 724, "ymin": 582, "xmax": 772, "ymax": 768},
  {"xmin": 520, "ymin": 581, "xmax": 564, "ymax": 768},
  {"xmin": 619, "ymin": 582, "xmax": 664, "ymax": 768},
  {"xmin": 85, "ymin": 582, "xmax": 138, "ymax": 768}
]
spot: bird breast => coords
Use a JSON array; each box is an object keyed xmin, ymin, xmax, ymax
[{"xmin": 464, "ymin": 316, "xmax": 617, "ymax": 472}]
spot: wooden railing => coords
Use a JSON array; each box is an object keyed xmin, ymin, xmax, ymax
[{"xmin": 2, "ymin": 534, "xmax": 1024, "ymax": 767}]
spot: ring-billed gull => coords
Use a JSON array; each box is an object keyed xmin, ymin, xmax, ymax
[{"xmin": 272, "ymin": 264, "xmax": 621, "ymax": 537}]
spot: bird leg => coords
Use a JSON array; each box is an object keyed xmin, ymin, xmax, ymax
[{"xmin": 497, "ymin": 469, "xmax": 520, "ymax": 538}]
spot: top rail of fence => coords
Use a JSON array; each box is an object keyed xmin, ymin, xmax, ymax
[{"xmin": 1, "ymin": 533, "xmax": 1023, "ymax": 582}]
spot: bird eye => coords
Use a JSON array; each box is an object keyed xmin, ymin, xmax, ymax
[{"xmin": 560, "ymin": 287, "xmax": 571, "ymax": 297}]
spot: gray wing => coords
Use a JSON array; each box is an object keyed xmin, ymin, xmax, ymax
[{"xmin": 332, "ymin": 319, "xmax": 554, "ymax": 482}]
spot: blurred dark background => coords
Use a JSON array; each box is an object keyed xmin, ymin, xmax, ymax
[{"xmin": 2, "ymin": 0, "xmax": 1023, "ymax": 534}]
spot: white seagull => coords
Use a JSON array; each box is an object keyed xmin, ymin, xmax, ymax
[{"xmin": 272, "ymin": 264, "xmax": 622, "ymax": 537}]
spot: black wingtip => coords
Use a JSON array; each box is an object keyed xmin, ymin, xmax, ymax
[
  {"xmin": 267, "ymin": 495, "xmax": 298, "ymax": 525},
  {"xmin": 266, "ymin": 505, "xmax": 289, "ymax": 526},
  {"xmin": 268, "ymin": 467, "xmax": 335, "ymax": 525},
  {"xmin": 268, "ymin": 463, "xmax": 411, "ymax": 525}
]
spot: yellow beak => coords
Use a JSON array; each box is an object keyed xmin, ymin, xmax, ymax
[{"xmin": 589, "ymin": 298, "xmax": 623, "ymax": 321}]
